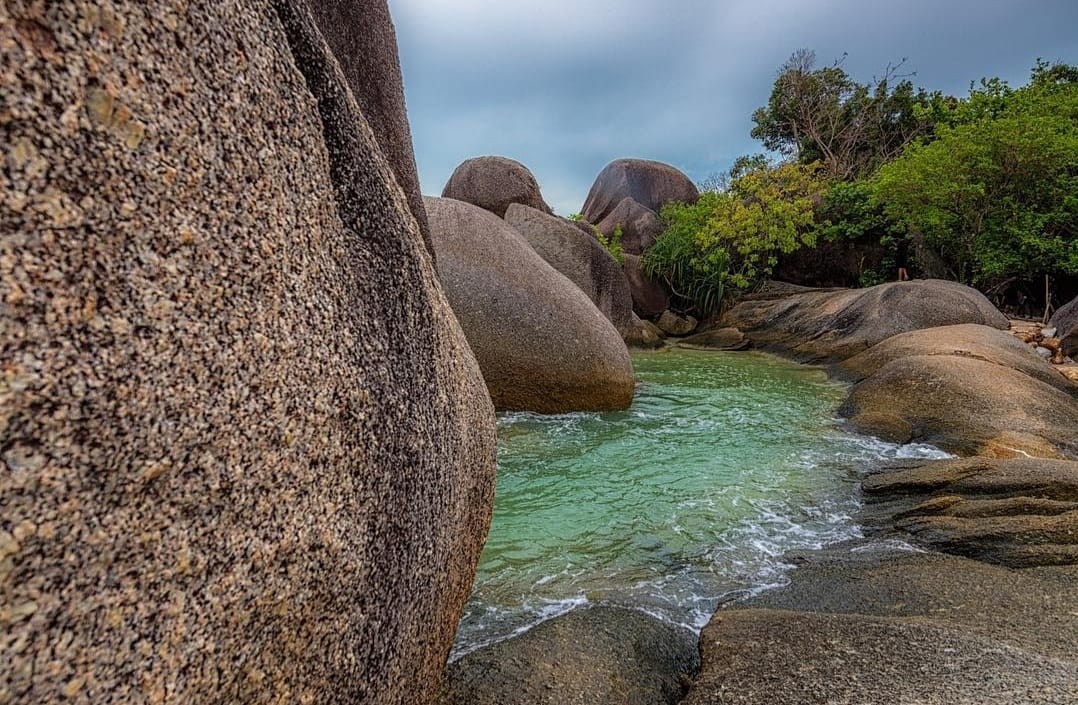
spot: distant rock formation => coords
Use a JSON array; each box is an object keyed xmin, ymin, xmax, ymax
[
  {"xmin": 595, "ymin": 197, "xmax": 665, "ymax": 256},
  {"xmin": 442, "ymin": 156, "xmax": 552, "ymax": 218},
  {"xmin": 0, "ymin": 2, "xmax": 496, "ymax": 704},
  {"xmin": 427, "ymin": 197, "xmax": 635, "ymax": 412},
  {"xmin": 581, "ymin": 158, "xmax": 699, "ymax": 224}
]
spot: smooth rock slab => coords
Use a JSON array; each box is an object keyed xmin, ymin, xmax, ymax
[
  {"xmin": 439, "ymin": 607, "xmax": 699, "ymax": 705},
  {"xmin": 687, "ymin": 609, "xmax": 1078, "ymax": 705},
  {"xmin": 721, "ymin": 279, "xmax": 1008, "ymax": 364},
  {"xmin": 427, "ymin": 197, "xmax": 635, "ymax": 413}
]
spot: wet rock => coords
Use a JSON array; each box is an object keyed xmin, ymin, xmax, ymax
[
  {"xmin": 861, "ymin": 457, "xmax": 1078, "ymax": 567},
  {"xmin": 840, "ymin": 355, "xmax": 1078, "ymax": 458},
  {"xmin": 505, "ymin": 203, "xmax": 634, "ymax": 335},
  {"xmin": 427, "ymin": 197, "xmax": 635, "ymax": 413},
  {"xmin": 582, "ymin": 159, "xmax": 699, "ymax": 224},
  {"xmin": 0, "ymin": 2, "xmax": 496, "ymax": 704},
  {"xmin": 440, "ymin": 607, "xmax": 699, "ymax": 705},
  {"xmin": 677, "ymin": 327, "xmax": 749, "ymax": 351},
  {"xmin": 656, "ymin": 310, "xmax": 698, "ymax": 336},
  {"xmin": 722, "ymin": 279, "xmax": 1009, "ymax": 364},
  {"xmin": 442, "ymin": 156, "xmax": 552, "ymax": 218},
  {"xmin": 624, "ymin": 315, "xmax": 667, "ymax": 349},
  {"xmin": 596, "ymin": 197, "xmax": 665, "ymax": 255}
]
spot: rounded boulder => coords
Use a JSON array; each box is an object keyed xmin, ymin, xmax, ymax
[
  {"xmin": 427, "ymin": 197, "xmax": 636, "ymax": 412},
  {"xmin": 596, "ymin": 197, "xmax": 665, "ymax": 255},
  {"xmin": 504, "ymin": 204, "xmax": 634, "ymax": 335},
  {"xmin": 442, "ymin": 156, "xmax": 552, "ymax": 218},
  {"xmin": 581, "ymin": 158, "xmax": 699, "ymax": 224},
  {"xmin": 1, "ymin": 3, "xmax": 496, "ymax": 705}
]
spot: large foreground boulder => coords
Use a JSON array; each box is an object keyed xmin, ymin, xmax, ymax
[
  {"xmin": 1051, "ymin": 295, "xmax": 1078, "ymax": 357},
  {"xmin": 582, "ymin": 159, "xmax": 699, "ymax": 224},
  {"xmin": 442, "ymin": 156, "xmax": 552, "ymax": 218},
  {"xmin": 308, "ymin": 0, "xmax": 431, "ymax": 250},
  {"xmin": 1, "ymin": 3, "xmax": 496, "ymax": 704},
  {"xmin": 722, "ymin": 279, "xmax": 1009, "ymax": 364},
  {"xmin": 427, "ymin": 197, "xmax": 635, "ymax": 412},
  {"xmin": 596, "ymin": 197, "xmax": 665, "ymax": 255},
  {"xmin": 440, "ymin": 607, "xmax": 699, "ymax": 705},
  {"xmin": 505, "ymin": 204, "xmax": 634, "ymax": 335}
]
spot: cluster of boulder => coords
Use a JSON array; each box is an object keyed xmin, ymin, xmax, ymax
[{"xmin": 427, "ymin": 155, "xmax": 706, "ymax": 412}]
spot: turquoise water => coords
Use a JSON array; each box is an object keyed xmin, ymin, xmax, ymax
[{"xmin": 453, "ymin": 349, "xmax": 947, "ymax": 657}]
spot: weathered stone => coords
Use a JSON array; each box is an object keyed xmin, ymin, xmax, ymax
[
  {"xmin": 0, "ymin": 2, "xmax": 497, "ymax": 704},
  {"xmin": 656, "ymin": 310, "xmax": 698, "ymax": 336},
  {"xmin": 840, "ymin": 355, "xmax": 1078, "ymax": 458},
  {"xmin": 861, "ymin": 457, "xmax": 1078, "ymax": 567},
  {"xmin": 439, "ymin": 607, "xmax": 699, "ymax": 705},
  {"xmin": 427, "ymin": 197, "xmax": 635, "ymax": 413},
  {"xmin": 1051, "ymin": 295, "xmax": 1078, "ymax": 357},
  {"xmin": 581, "ymin": 159, "xmax": 699, "ymax": 224},
  {"xmin": 505, "ymin": 203, "xmax": 634, "ymax": 335},
  {"xmin": 596, "ymin": 197, "xmax": 665, "ymax": 255},
  {"xmin": 688, "ymin": 608, "xmax": 1078, "ymax": 705},
  {"xmin": 623, "ymin": 254, "xmax": 670, "ymax": 318},
  {"xmin": 722, "ymin": 279, "xmax": 1009, "ymax": 364},
  {"xmin": 677, "ymin": 327, "xmax": 749, "ymax": 351},
  {"xmin": 837, "ymin": 323, "xmax": 1076, "ymax": 394},
  {"xmin": 308, "ymin": 0, "xmax": 431, "ymax": 251},
  {"xmin": 442, "ymin": 156, "xmax": 552, "ymax": 218}
]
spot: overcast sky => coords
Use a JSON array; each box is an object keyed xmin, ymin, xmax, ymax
[{"xmin": 389, "ymin": 0, "xmax": 1077, "ymax": 216}]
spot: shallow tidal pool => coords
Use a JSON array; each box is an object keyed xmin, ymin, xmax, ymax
[{"xmin": 452, "ymin": 348, "xmax": 947, "ymax": 657}]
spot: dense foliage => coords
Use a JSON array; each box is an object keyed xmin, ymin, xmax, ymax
[
  {"xmin": 647, "ymin": 55, "xmax": 1078, "ymax": 317},
  {"xmin": 643, "ymin": 162, "xmax": 826, "ymax": 314}
]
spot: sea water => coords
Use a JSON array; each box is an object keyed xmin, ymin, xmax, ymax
[{"xmin": 452, "ymin": 348, "xmax": 948, "ymax": 658}]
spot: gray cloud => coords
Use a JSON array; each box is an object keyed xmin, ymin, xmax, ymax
[{"xmin": 390, "ymin": 0, "xmax": 1078, "ymax": 215}]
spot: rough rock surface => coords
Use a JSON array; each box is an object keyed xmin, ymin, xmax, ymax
[
  {"xmin": 656, "ymin": 310, "xmax": 698, "ymax": 336},
  {"xmin": 862, "ymin": 457, "xmax": 1078, "ymax": 567},
  {"xmin": 677, "ymin": 327, "xmax": 749, "ymax": 351},
  {"xmin": 427, "ymin": 197, "xmax": 635, "ymax": 412},
  {"xmin": 623, "ymin": 254, "xmax": 670, "ymax": 319},
  {"xmin": 839, "ymin": 354, "xmax": 1078, "ymax": 458},
  {"xmin": 837, "ymin": 323, "xmax": 1076, "ymax": 394},
  {"xmin": 505, "ymin": 204, "xmax": 634, "ymax": 334},
  {"xmin": 1051, "ymin": 295, "xmax": 1078, "ymax": 357},
  {"xmin": 308, "ymin": 0, "xmax": 430, "ymax": 250},
  {"xmin": 721, "ymin": 279, "xmax": 1009, "ymax": 364},
  {"xmin": 623, "ymin": 315, "xmax": 666, "ymax": 349},
  {"xmin": 596, "ymin": 197, "xmax": 665, "ymax": 255},
  {"xmin": 439, "ymin": 607, "xmax": 699, "ymax": 705},
  {"xmin": 441, "ymin": 156, "xmax": 552, "ymax": 218},
  {"xmin": 0, "ymin": 2, "xmax": 497, "ymax": 704},
  {"xmin": 686, "ymin": 548, "xmax": 1078, "ymax": 705},
  {"xmin": 582, "ymin": 159, "xmax": 699, "ymax": 224}
]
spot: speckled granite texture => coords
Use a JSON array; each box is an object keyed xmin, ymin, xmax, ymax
[
  {"xmin": 307, "ymin": 0, "xmax": 431, "ymax": 253},
  {"xmin": 0, "ymin": 1, "xmax": 496, "ymax": 703}
]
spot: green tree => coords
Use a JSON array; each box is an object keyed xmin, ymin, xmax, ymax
[
  {"xmin": 644, "ymin": 161, "xmax": 827, "ymax": 314},
  {"xmin": 751, "ymin": 50, "xmax": 944, "ymax": 179},
  {"xmin": 873, "ymin": 71, "xmax": 1078, "ymax": 313}
]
